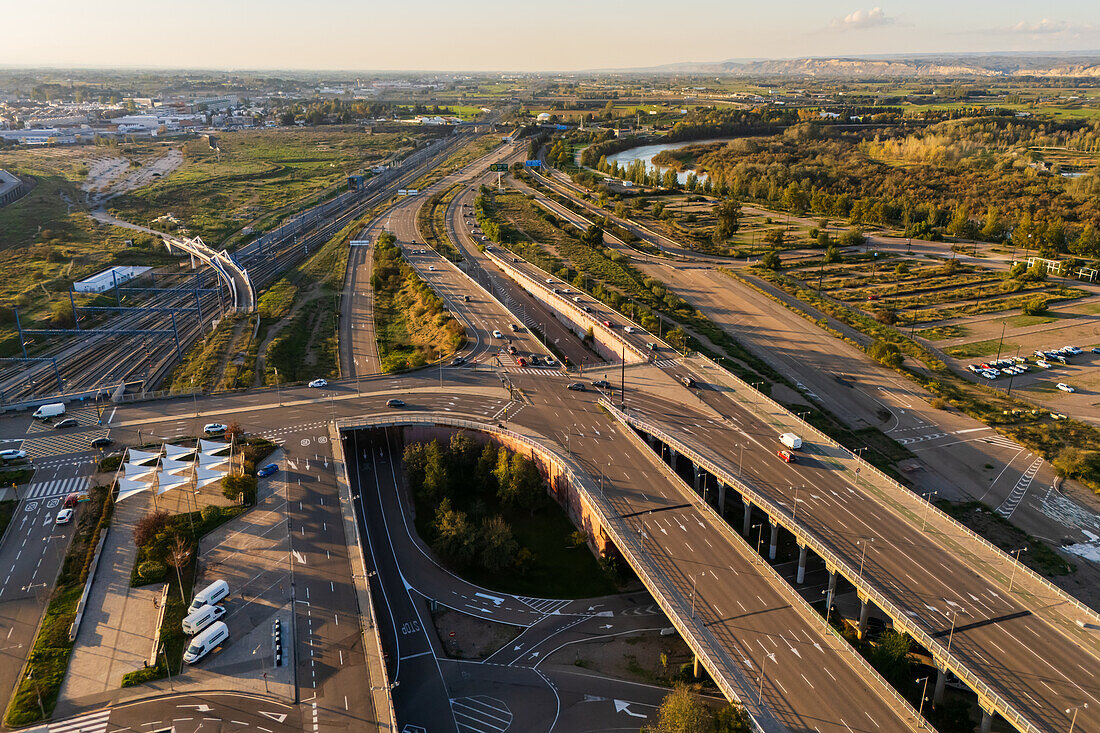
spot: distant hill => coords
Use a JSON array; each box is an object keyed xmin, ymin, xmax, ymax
[{"xmin": 601, "ymin": 53, "xmax": 1100, "ymax": 78}]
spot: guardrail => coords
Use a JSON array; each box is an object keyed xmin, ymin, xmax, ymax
[
  {"xmin": 601, "ymin": 398, "xmax": 1044, "ymax": 733},
  {"xmin": 332, "ymin": 412, "xmax": 775, "ymax": 732},
  {"xmin": 686, "ymin": 352, "xmax": 1100, "ymax": 630}
]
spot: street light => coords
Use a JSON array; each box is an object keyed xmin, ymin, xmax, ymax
[
  {"xmin": 1008, "ymin": 547, "xmax": 1027, "ymax": 592},
  {"xmin": 945, "ymin": 609, "xmax": 959, "ymax": 657},
  {"xmin": 757, "ymin": 652, "xmax": 776, "ymax": 703},
  {"xmin": 921, "ymin": 490, "xmax": 938, "ymax": 531},
  {"xmin": 915, "ymin": 676, "xmax": 930, "ymax": 728},
  {"xmin": 857, "ymin": 538, "xmax": 874, "ymax": 581},
  {"xmin": 689, "ymin": 571, "xmax": 706, "ymax": 619},
  {"xmin": 1067, "ymin": 704, "xmax": 1088, "ymax": 733}
]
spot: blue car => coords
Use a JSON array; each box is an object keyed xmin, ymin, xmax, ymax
[{"xmin": 256, "ymin": 463, "xmax": 278, "ymax": 477}]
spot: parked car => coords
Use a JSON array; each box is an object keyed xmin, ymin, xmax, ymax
[
  {"xmin": 386, "ymin": 398, "xmax": 405, "ymax": 408},
  {"xmin": 55, "ymin": 507, "xmax": 74, "ymax": 525},
  {"xmin": 257, "ymin": 463, "xmax": 279, "ymax": 477},
  {"xmin": 54, "ymin": 418, "xmax": 78, "ymax": 429},
  {"xmin": 308, "ymin": 378, "xmax": 327, "ymax": 388},
  {"xmin": 0, "ymin": 449, "xmax": 27, "ymax": 462},
  {"xmin": 1057, "ymin": 383, "xmax": 1076, "ymax": 393}
]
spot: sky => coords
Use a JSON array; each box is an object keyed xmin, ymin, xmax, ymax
[{"xmin": 4, "ymin": 0, "xmax": 1099, "ymax": 72}]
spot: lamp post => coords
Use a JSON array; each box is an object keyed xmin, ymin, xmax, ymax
[
  {"xmin": 857, "ymin": 538, "xmax": 874, "ymax": 581},
  {"xmin": 274, "ymin": 366, "xmax": 281, "ymax": 406},
  {"xmin": 916, "ymin": 676, "xmax": 930, "ymax": 728},
  {"xmin": 1008, "ymin": 547, "xmax": 1027, "ymax": 592},
  {"xmin": 921, "ymin": 490, "xmax": 938, "ymax": 531},
  {"xmin": 1067, "ymin": 704, "xmax": 1088, "ymax": 733},
  {"xmin": 757, "ymin": 652, "xmax": 775, "ymax": 703},
  {"xmin": 945, "ymin": 609, "xmax": 959, "ymax": 657},
  {"xmin": 689, "ymin": 571, "xmax": 705, "ymax": 619}
]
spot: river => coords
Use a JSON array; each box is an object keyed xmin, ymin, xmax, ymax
[{"xmin": 604, "ymin": 137, "xmax": 737, "ymax": 185}]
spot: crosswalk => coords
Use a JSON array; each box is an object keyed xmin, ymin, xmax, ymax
[
  {"xmin": 41, "ymin": 708, "xmax": 110, "ymax": 733},
  {"xmin": 515, "ymin": 596, "xmax": 569, "ymax": 615},
  {"xmin": 504, "ymin": 367, "xmax": 566, "ymax": 377},
  {"xmin": 20, "ymin": 429, "xmax": 109, "ymax": 459},
  {"xmin": 25, "ymin": 406, "xmax": 102, "ymax": 434},
  {"xmin": 451, "ymin": 696, "xmax": 512, "ymax": 733},
  {"xmin": 996, "ymin": 456, "xmax": 1044, "ymax": 518},
  {"xmin": 22, "ymin": 476, "xmax": 89, "ymax": 500},
  {"xmin": 653, "ymin": 358, "xmax": 677, "ymax": 367}
]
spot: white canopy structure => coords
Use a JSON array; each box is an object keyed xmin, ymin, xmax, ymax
[
  {"xmin": 116, "ymin": 477, "xmax": 152, "ymax": 502},
  {"xmin": 198, "ymin": 453, "xmax": 229, "ymax": 470},
  {"xmin": 200, "ymin": 439, "xmax": 231, "ymax": 455},
  {"xmin": 194, "ymin": 466, "xmax": 227, "ymax": 489},
  {"xmin": 126, "ymin": 448, "xmax": 161, "ymax": 466},
  {"xmin": 164, "ymin": 443, "xmax": 196, "ymax": 460},
  {"xmin": 155, "ymin": 471, "xmax": 190, "ymax": 495},
  {"xmin": 160, "ymin": 458, "xmax": 193, "ymax": 475},
  {"xmin": 122, "ymin": 462, "xmax": 158, "ymax": 480}
]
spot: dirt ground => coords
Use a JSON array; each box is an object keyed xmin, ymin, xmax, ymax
[
  {"xmin": 430, "ymin": 606, "xmax": 523, "ymax": 660},
  {"xmin": 544, "ymin": 629, "xmax": 706, "ymax": 689}
]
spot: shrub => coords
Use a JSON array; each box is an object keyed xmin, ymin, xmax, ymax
[
  {"xmin": 137, "ymin": 560, "xmax": 166, "ymax": 583},
  {"xmin": 1021, "ymin": 296, "xmax": 1048, "ymax": 316},
  {"xmin": 201, "ymin": 505, "xmax": 223, "ymax": 523},
  {"xmin": 868, "ymin": 339, "xmax": 904, "ymax": 369},
  {"xmin": 133, "ymin": 510, "xmax": 170, "ymax": 547},
  {"xmin": 839, "ymin": 227, "xmax": 866, "ymax": 247},
  {"xmin": 758, "ymin": 249, "xmax": 782, "ymax": 270}
]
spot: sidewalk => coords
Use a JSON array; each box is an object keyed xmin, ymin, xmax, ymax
[{"xmin": 55, "ymin": 475, "xmax": 237, "ymax": 715}]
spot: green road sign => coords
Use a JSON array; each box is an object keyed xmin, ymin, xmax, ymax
[{"xmin": 489, "ymin": 163, "xmax": 508, "ymax": 172}]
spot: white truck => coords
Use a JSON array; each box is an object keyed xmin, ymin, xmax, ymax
[
  {"xmin": 779, "ymin": 433, "xmax": 803, "ymax": 450},
  {"xmin": 32, "ymin": 403, "xmax": 65, "ymax": 420}
]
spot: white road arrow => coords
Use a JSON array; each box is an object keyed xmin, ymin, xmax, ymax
[
  {"xmin": 292, "ymin": 550, "xmax": 306, "ymax": 565},
  {"xmin": 259, "ymin": 711, "xmax": 289, "ymax": 723},
  {"xmin": 513, "ymin": 644, "xmax": 523, "ymax": 651},
  {"xmin": 600, "ymin": 624, "xmax": 613, "ymax": 629},
  {"xmin": 614, "ymin": 700, "xmax": 647, "ymax": 718},
  {"xmin": 475, "ymin": 592, "xmax": 505, "ymax": 606},
  {"xmin": 178, "ymin": 704, "xmax": 215, "ymax": 712}
]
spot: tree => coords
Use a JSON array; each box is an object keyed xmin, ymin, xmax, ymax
[
  {"xmin": 166, "ymin": 535, "xmax": 194, "ymax": 601},
  {"xmin": 666, "ymin": 327, "xmax": 687, "ymax": 351},
  {"xmin": 781, "ymin": 182, "xmax": 808, "ymax": 215},
  {"xmin": 225, "ymin": 421, "xmax": 245, "ymax": 444},
  {"xmin": 479, "ymin": 515, "xmax": 518, "ymax": 572},
  {"xmin": 134, "ymin": 510, "xmax": 170, "ymax": 547},
  {"xmin": 868, "ymin": 339, "xmax": 903, "ymax": 369},
  {"xmin": 758, "ymin": 249, "xmax": 782, "ymax": 270},
  {"xmin": 712, "ymin": 198, "xmax": 742, "ymax": 245},
  {"xmin": 582, "ymin": 224, "xmax": 604, "ymax": 249},
  {"xmin": 980, "ymin": 207, "xmax": 1004, "ymax": 241},
  {"xmin": 1021, "ymin": 295, "xmax": 1048, "ymax": 316},
  {"xmin": 432, "ymin": 498, "xmax": 477, "ymax": 564},
  {"xmin": 50, "ymin": 300, "xmax": 75, "ymax": 328},
  {"xmin": 644, "ymin": 685, "xmax": 713, "ymax": 733},
  {"xmin": 838, "ymin": 227, "xmax": 866, "ymax": 247},
  {"xmin": 1070, "ymin": 224, "xmax": 1098, "ymax": 257},
  {"xmin": 823, "ymin": 245, "xmax": 841, "ymax": 263},
  {"xmin": 763, "ymin": 228, "xmax": 785, "ymax": 246}
]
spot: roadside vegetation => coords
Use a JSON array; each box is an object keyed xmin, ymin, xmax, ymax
[
  {"xmin": 644, "ymin": 685, "xmax": 751, "ymax": 733},
  {"xmin": 403, "ymin": 435, "xmax": 620, "ymax": 597},
  {"xmin": 373, "ymin": 230, "xmax": 464, "ymax": 372},
  {"xmin": 5, "ymin": 484, "xmax": 112, "ymax": 726},
  {"xmin": 417, "ymin": 184, "xmax": 465, "ymax": 261}
]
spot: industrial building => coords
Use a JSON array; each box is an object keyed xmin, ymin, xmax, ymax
[{"xmin": 73, "ymin": 266, "xmax": 152, "ymax": 294}]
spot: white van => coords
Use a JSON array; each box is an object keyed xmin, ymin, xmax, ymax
[
  {"xmin": 779, "ymin": 433, "xmax": 803, "ymax": 450},
  {"xmin": 188, "ymin": 579, "xmax": 230, "ymax": 614},
  {"xmin": 32, "ymin": 403, "xmax": 65, "ymax": 420},
  {"xmin": 182, "ymin": 604, "xmax": 226, "ymax": 635},
  {"xmin": 183, "ymin": 621, "xmax": 229, "ymax": 664}
]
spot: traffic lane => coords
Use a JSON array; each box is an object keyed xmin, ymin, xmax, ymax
[
  {"xmin": 546, "ymin": 667, "xmax": 672, "ymax": 731},
  {"xmin": 349, "ymin": 429, "xmax": 457, "ymax": 733},
  {"xmin": 439, "ymin": 658, "xmax": 560, "ymax": 733},
  {"xmin": 283, "ymin": 441, "xmax": 378, "ymax": 729},
  {"xmin": 628, "ymin": 397, "xmax": 1100, "ymax": 731},
  {"xmin": 106, "ymin": 691, "xmax": 300, "ymax": 732},
  {"xmin": 515, "ymin": 384, "xmax": 918, "ymax": 731}
]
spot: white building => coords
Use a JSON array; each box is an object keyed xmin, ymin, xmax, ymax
[{"xmin": 73, "ymin": 266, "xmax": 152, "ymax": 294}]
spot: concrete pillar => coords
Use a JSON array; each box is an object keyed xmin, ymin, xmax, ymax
[
  {"xmin": 933, "ymin": 667, "xmax": 947, "ymax": 704},
  {"xmin": 768, "ymin": 521, "xmax": 779, "ymax": 560},
  {"xmin": 824, "ymin": 570, "xmax": 837, "ymax": 619},
  {"xmin": 858, "ymin": 597, "xmax": 871, "ymax": 639},
  {"xmin": 717, "ymin": 482, "xmax": 726, "ymax": 515},
  {"xmin": 693, "ymin": 655, "xmax": 700, "ymax": 679},
  {"xmin": 979, "ymin": 709, "xmax": 992, "ymax": 733},
  {"xmin": 669, "ymin": 448, "xmax": 678, "ymax": 472},
  {"xmin": 693, "ymin": 466, "xmax": 702, "ymax": 494},
  {"xmin": 742, "ymin": 499, "xmax": 752, "ymax": 537},
  {"xmin": 796, "ymin": 545, "xmax": 808, "ymax": 584}
]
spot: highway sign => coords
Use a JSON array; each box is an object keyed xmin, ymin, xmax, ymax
[
  {"xmin": 489, "ymin": 163, "xmax": 508, "ymax": 172},
  {"xmin": 524, "ymin": 160, "xmax": 542, "ymax": 167},
  {"xmin": 407, "ymin": 189, "xmax": 419, "ymax": 195},
  {"xmin": 397, "ymin": 189, "xmax": 408, "ymax": 196}
]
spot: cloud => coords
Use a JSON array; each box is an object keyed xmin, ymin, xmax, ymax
[
  {"xmin": 1007, "ymin": 19, "xmax": 1083, "ymax": 35},
  {"xmin": 831, "ymin": 7, "xmax": 892, "ymax": 31}
]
